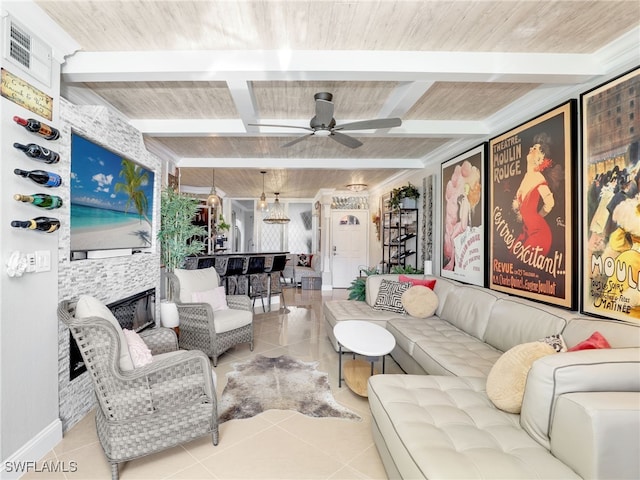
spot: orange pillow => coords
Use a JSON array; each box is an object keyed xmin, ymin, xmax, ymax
[
  {"xmin": 567, "ymin": 331, "xmax": 611, "ymax": 351},
  {"xmin": 399, "ymin": 274, "xmax": 436, "ymax": 290}
]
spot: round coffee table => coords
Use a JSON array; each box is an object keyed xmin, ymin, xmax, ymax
[{"xmin": 333, "ymin": 320, "xmax": 396, "ymax": 397}]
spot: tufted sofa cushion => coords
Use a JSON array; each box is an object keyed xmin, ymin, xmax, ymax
[
  {"xmin": 386, "ymin": 317, "xmax": 502, "ymax": 377},
  {"xmin": 368, "ymin": 374, "xmax": 580, "ymax": 480}
]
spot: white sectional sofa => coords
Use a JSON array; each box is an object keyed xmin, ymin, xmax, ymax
[{"xmin": 322, "ymin": 274, "xmax": 640, "ymax": 479}]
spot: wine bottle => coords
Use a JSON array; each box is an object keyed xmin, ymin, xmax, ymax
[
  {"xmin": 14, "ymin": 168, "xmax": 62, "ymax": 187},
  {"xmin": 11, "ymin": 217, "xmax": 60, "ymax": 233},
  {"xmin": 13, "ymin": 142, "xmax": 60, "ymax": 164},
  {"xmin": 14, "ymin": 193, "xmax": 63, "ymax": 209},
  {"xmin": 13, "ymin": 116, "xmax": 60, "ymax": 140}
]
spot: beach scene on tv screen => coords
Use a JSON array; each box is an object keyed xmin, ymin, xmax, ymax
[{"xmin": 70, "ymin": 134, "xmax": 154, "ymax": 251}]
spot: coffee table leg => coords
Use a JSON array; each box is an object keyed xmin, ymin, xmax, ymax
[
  {"xmin": 338, "ymin": 344, "xmax": 342, "ymax": 388},
  {"xmin": 382, "ymin": 354, "xmax": 386, "ymax": 374}
]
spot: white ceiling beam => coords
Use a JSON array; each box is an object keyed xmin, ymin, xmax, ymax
[
  {"xmin": 176, "ymin": 157, "xmax": 425, "ymax": 170},
  {"xmin": 226, "ymin": 80, "xmax": 259, "ymax": 132},
  {"xmin": 378, "ymin": 81, "xmax": 435, "ymax": 119},
  {"xmin": 129, "ymin": 118, "xmax": 487, "ymax": 138},
  {"xmin": 62, "ymin": 50, "xmax": 603, "ymax": 84}
]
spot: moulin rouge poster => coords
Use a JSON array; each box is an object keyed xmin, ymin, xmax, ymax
[
  {"xmin": 489, "ymin": 101, "xmax": 576, "ymax": 309},
  {"xmin": 582, "ymin": 68, "xmax": 640, "ymax": 322}
]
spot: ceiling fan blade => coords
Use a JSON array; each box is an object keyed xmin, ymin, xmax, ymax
[
  {"xmin": 281, "ymin": 133, "xmax": 314, "ymax": 148},
  {"xmin": 330, "ymin": 131, "xmax": 363, "ymax": 149},
  {"xmin": 334, "ymin": 118, "xmax": 402, "ymax": 131},
  {"xmin": 248, "ymin": 123, "xmax": 314, "ymax": 131},
  {"xmin": 314, "ymin": 99, "xmax": 334, "ymax": 127}
]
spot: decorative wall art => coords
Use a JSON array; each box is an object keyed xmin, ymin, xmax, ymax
[
  {"xmin": 581, "ymin": 67, "xmax": 640, "ymax": 322},
  {"xmin": 421, "ymin": 175, "xmax": 433, "ymax": 265},
  {"xmin": 440, "ymin": 144, "xmax": 486, "ymax": 286},
  {"xmin": 489, "ymin": 101, "xmax": 577, "ymax": 308}
]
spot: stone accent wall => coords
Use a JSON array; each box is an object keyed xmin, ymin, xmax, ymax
[{"xmin": 57, "ymin": 99, "xmax": 161, "ymax": 432}]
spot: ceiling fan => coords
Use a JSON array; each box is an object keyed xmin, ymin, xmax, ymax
[{"xmin": 249, "ymin": 92, "xmax": 402, "ymax": 149}]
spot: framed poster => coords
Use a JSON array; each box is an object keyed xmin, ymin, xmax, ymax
[
  {"xmin": 441, "ymin": 144, "xmax": 486, "ymax": 286},
  {"xmin": 489, "ymin": 101, "xmax": 577, "ymax": 308},
  {"xmin": 582, "ymin": 67, "xmax": 640, "ymax": 322}
]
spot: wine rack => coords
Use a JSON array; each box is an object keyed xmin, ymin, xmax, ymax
[{"xmin": 382, "ymin": 208, "xmax": 418, "ymax": 273}]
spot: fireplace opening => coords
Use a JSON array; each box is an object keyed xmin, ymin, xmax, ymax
[{"xmin": 69, "ymin": 288, "xmax": 156, "ymax": 381}]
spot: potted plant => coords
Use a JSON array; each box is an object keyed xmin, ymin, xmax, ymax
[
  {"xmin": 347, "ymin": 266, "xmax": 379, "ymax": 301},
  {"xmin": 158, "ymin": 187, "xmax": 208, "ymax": 311},
  {"xmin": 389, "ymin": 183, "xmax": 421, "ymax": 210}
]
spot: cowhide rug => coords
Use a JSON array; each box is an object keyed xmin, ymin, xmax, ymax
[{"xmin": 218, "ymin": 354, "xmax": 361, "ymax": 423}]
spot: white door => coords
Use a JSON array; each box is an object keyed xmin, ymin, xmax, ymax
[{"xmin": 331, "ymin": 211, "xmax": 368, "ymax": 288}]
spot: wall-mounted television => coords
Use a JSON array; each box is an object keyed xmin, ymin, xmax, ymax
[{"xmin": 70, "ymin": 133, "xmax": 155, "ymax": 256}]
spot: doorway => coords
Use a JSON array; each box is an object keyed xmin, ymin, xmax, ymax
[{"xmin": 331, "ymin": 211, "xmax": 368, "ymax": 288}]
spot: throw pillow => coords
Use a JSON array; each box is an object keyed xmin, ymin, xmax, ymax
[
  {"xmin": 398, "ymin": 274, "xmax": 436, "ymax": 289},
  {"xmin": 192, "ymin": 287, "xmax": 229, "ymax": 312},
  {"xmin": 173, "ymin": 267, "xmax": 220, "ymax": 303},
  {"xmin": 538, "ymin": 334, "xmax": 568, "ymax": 353},
  {"xmin": 122, "ymin": 329, "xmax": 153, "ymax": 368},
  {"xmin": 297, "ymin": 254, "xmax": 313, "ymax": 267},
  {"xmin": 486, "ymin": 341, "xmax": 557, "ymax": 414},
  {"xmin": 567, "ymin": 331, "xmax": 611, "ymax": 351},
  {"xmin": 75, "ymin": 295, "xmax": 134, "ymax": 371},
  {"xmin": 372, "ymin": 279, "xmax": 412, "ymax": 314},
  {"xmin": 401, "ymin": 285, "xmax": 439, "ymax": 318}
]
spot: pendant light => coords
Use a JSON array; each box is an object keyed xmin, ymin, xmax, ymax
[
  {"xmin": 263, "ymin": 192, "xmax": 290, "ymax": 224},
  {"xmin": 207, "ymin": 169, "xmax": 220, "ymax": 208},
  {"xmin": 257, "ymin": 171, "xmax": 269, "ymax": 212}
]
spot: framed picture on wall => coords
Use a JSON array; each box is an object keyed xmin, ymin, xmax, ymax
[
  {"xmin": 581, "ymin": 67, "xmax": 640, "ymax": 322},
  {"xmin": 488, "ymin": 100, "xmax": 577, "ymax": 309},
  {"xmin": 440, "ymin": 144, "xmax": 486, "ymax": 286}
]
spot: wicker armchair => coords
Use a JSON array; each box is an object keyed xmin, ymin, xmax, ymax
[
  {"xmin": 58, "ymin": 297, "xmax": 218, "ymax": 480},
  {"xmin": 167, "ymin": 267, "xmax": 254, "ymax": 366}
]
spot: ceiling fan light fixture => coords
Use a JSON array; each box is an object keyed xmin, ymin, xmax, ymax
[
  {"xmin": 346, "ymin": 183, "xmax": 367, "ymax": 192},
  {"xmin": 263, "ymin": 193, "xmax": 290, "ymax": 224}
]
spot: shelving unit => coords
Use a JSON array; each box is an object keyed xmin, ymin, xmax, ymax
[{"xmin": 382, "ymin": 208, "xmax": 418, "ymax": 273}]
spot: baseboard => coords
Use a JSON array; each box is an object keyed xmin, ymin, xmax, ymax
[{"xmin": 1, "ymin": 419, "xmax": 62, "ymax": 479}]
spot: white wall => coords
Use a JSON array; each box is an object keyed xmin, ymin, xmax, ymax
[{"xmin": 0, "ymin": 1, "xmax": 78, "ymax": 470}]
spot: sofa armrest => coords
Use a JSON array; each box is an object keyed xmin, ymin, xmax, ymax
[
  {"xmin": 520, "ymin": 348, "xmax": 640, "ymax": 449},
  {"xmin": 139, "ymin": 327, "xmax": 178, "ymax": 355},
  {"xmin": 550, "ymin": 392, "xmax": 640, "ymax": 480}
]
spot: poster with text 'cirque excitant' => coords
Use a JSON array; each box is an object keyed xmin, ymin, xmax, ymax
[{"xmin": 489, "ymin": 101, "xmax": 576, "ymax": 309}]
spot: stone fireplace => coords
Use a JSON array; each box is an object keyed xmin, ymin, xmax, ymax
[
  {"xmin": 68, "ymin": 288, "xmax": 156, "ymax": 381},
  {"xmin": 57, "ymin": 99, "xmax": 162, "ymax": 432}
]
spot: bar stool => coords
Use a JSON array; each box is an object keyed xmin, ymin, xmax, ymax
[
  {"xmin": 243, "ymin": 255, "xmax": 267, "ymax": 311},
  {"xmin": 222, "ymin": 256, "xmax": 246, "ymax": 295},
  {"xmin": 266, "ymin": 254, "xmax": 288, "ymax": 311}
]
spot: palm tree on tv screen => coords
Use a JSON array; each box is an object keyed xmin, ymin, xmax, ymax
[{"xmin": 115, "ymin": 159, "xmax": 152, "ymax": 227}]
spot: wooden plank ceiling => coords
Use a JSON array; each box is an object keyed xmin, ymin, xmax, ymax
[{"xmin": 35, "ymin": 0, "xmax": 640, "ymax": 198}]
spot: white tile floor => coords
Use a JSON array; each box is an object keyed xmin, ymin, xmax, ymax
[{"xmin": 29, "ymin": 288, "xmax": 403, "ymax": 479}]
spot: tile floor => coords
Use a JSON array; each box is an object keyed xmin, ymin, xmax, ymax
[{"xmin": 28, "ymin": 287, "xmax": 404, "ymax": 479}]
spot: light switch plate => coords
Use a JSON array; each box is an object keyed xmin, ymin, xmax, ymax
[{"xmin": 35, "ymin": 250, "xmax": 51, "ymax": 272}]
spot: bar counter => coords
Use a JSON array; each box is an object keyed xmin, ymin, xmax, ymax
[{"xmin": 184, "ymin": 253, "xmax": 290, "ymax": 308}]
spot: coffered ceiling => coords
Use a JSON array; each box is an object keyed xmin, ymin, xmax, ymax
[{"xmin": 31, "ymin": 0, "xmax": 640, "ymax": 199}]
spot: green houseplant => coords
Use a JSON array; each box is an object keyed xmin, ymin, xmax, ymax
[
  {"xmin": 347, "ymin": 267, "xmax": 379, "ymax": 301},
  {"xmin": 389, "ymin": 183, "xmax": 421, "ymax": 210},
  {"xmin": 158, "ymin": 187, "xmax": 207, "ymax": 272}
]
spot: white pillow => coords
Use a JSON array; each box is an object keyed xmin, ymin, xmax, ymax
[
  {"xmin": 173, "ymin": 267, "xmax": 220, "ymax": 303},
  {"xmin": 192, "ymin": 286, "xmax": 229, "ymax": 312},
  {"xmin": 122, "ymin": 329, "xmax": 153, "ymax": 367},
  {"xmin": 486, "ymin": 341, "xmax": 556, "ymax": 413},
  {"xmin": 75, "ymin": 295, "xmax": 134, "ymax": 371},
  {"xmin": 401, "ymin": 285, "xmax": 439, "ymax": 318}
]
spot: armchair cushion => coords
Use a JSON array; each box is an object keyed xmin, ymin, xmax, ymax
[
  {"xmin": 213, "ymin": 308, "xmax": 253, "ymax": 334},
  {"xmin": 123, "ymin": 329, "xmax": 153, "ymax": 367},
  {"xmin": 75, "ymin": 295, "xmax": 134, "ymax": 371},
  {"xmin": 192, "ymin": 287, "xmax": 229, "ymax": 312},
  {"xmin": 173, "ymin": 267, "xmax": 220, "ymax": 303}
]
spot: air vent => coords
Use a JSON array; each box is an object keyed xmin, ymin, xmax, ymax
[{"xmin": 4, "ymin": 15, "xmax": 52, "ymax": 87}]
